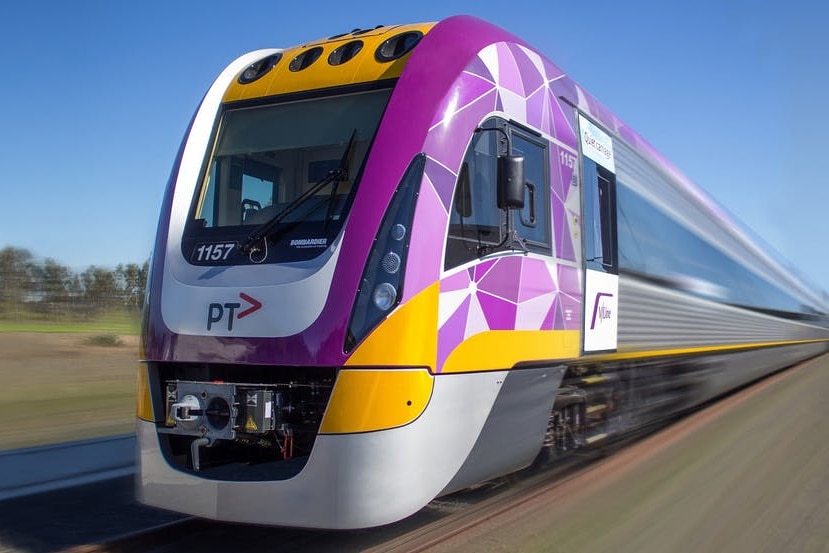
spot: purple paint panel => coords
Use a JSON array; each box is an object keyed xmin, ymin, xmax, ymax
[
  {"xmin": 424, "ymin": 157, "xmax": 460, "ymax": 213},
  {"xmin": 558, "ymin": 265, "xmax": 580, "ymax": 294},
  {"xmin": 473, "ymin": 259, "xmax": 499, "ymax": 282},
  {"xmin": 549, "ymin": 148, "xmax": 565, "ymax": 204},
  {"xmin": 551, "ymin": 96, "xmax": 577, "ymax": 149},
  {"xmin": 437, "ymin": 294, "xmax": 471, "ymax": 371},
  {"xmin": 495, "ymin": 43, "xmax": 525, "ymax": 96},
  {"xmin": 553, "ymin": 300, "xmax": 567, "ymax": 330},
  {"xmin": 541, "ymin": 295, "xmax": 561, "ymax": 330},
  {"xmin": 557, "ymin": 265, "xmax": 582, "ymax": 331},
  {"xmin": 558, "ymin": 292, "xmax": 582, "ymax": 331},
  {"xmin": 464, "ymin": 55, "xmax": 495, "ymax": 83},
  {"xmin": 477, "ymin": 291, "xmax": 518, "ymax": 331},
  {"xmin": 464, "ymin": 292, "xmax": 490, "ymax": 338},
  {"xmin": 518, "ymin": 259, "xmax": 555, "ymax": 303},
  {"xmin": 427, "ymin": 71, "xmax": 497, "ymax": 129},
  {"xmin": 542, "ymin": 57, "xmax": 565, "ymax": 83},
  {"xmin": 476, "ymin": 256, "xmax": 522, "ymax": 304},
  {"xmin": 441, "ymin": 267, "xmax": 473, "ymax": 292},
  {"xmin": 526, "ymin": 87, "xmax": 549, "ymax": 136},
  {"xmin": 508, "ymin": 43, "xmax": 545, "ymax": 96},
  {"xmin": 516, "ymin": 291, "xmax": 555, "ymax": 330},
  {"xmin": 405, "ymin": 175, "xmax": 451, "ymax": 301}
]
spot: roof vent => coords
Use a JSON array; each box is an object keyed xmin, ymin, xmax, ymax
[
  {"xmin": 289, "ymin": 47, "xmax": 324, "ymax": 72},
  {"xmin": 237, "ymin": 53, "xmax": 282, "ymax": 84},
  {"xmin": 375, "ymin": 31, "xmax": 423, "ymax": 62},
  {"xmin": 328, "ymin": 40, "xmax": 364, "ymax": 66}
]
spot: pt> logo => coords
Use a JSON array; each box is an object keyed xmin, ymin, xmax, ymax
[{"xmin": 207, "ymin": 293, "xmax": 262, "ymax": 331}]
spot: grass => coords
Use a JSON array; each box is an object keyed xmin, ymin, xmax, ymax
[
  {"xmin": 82, "ymin": 334, "xmax": 124, "ymax": 347},
  {"xmin": 0, "ymin": 329, "xmax": 139, "ymax": 451},
  {"xmin": 0, "ymin": 311, "xmax": 141, "ymax": 335},
  {"xmin": 0, "ymin": 386, "xmax": 136, "ymax": 450}
]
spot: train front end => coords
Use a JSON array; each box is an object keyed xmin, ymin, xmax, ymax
[
  {"xmin": 137, "ymin": 15, "xmax": 589, "ymax": 528},
  {"xmin": 135, "ymin": 22, "xmax": 450, "ymax": 528}
]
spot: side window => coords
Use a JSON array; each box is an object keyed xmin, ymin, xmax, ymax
[
  {"xmin": 444, "ymin": 118, "xmax": 551, "ymax": 271},
  {"xmin": 583, "ymin": 158, "xmax": 618, "ymax": 274}
]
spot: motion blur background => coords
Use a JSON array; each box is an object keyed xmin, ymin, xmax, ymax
[{"xmin": 1, "ymin": 0, "xmax": 827, "ymax": 450}]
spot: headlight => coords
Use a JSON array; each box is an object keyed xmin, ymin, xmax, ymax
[{"xmin": 372, "ymin": 283, "xmax": 398, "ymax": 311}]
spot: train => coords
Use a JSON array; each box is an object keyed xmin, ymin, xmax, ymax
[{"xmin": 136, "ymin": 15, "xmax": 829, "ymax": 528}]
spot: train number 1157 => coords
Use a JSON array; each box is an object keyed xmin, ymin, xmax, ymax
[{"xmin": 193, "ymin": 242, "xmax": 235, "ymax": 262}]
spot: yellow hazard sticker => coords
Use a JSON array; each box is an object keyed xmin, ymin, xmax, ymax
[{"xmin": 245, "ymin": 415, "xmax": 258, "ymax": 432}]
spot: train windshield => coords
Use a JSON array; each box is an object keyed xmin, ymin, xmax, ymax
[{"xmin": 186, "ymin": 88, "xmax": 391, "ymax": 263}]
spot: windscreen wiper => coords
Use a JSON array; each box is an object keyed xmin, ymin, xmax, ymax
[{"xmin": 239, "ymin": 129, "xmax": 357, "ymax": 257}]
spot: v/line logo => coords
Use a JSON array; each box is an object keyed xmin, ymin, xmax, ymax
[
  {"xmin": 207, "ymin": 293, "xmax": 262, "ymax": 331},
  {"xmin": 589, "ymin": 292, "xmax": 614, "ymax": 330}
]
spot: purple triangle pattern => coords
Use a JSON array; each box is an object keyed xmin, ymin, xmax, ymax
[
  {"xmin": 496, "ymin": 43, "xmax": 524, "ymax": 96},
  {"xmin": 427, "ymin": 40, "xmax": 589, "ymax": 372},
  {"xmin": 425, "ymin": 158, "xmax": 460, "ymax": 214},
  {"xmin": 437, "ymin": 295, "xmax": 471, "ymax": 369},
  {"xmin": 464, "ymin": 55, "xmax": 495, "ymax": 83},
  {"xmin": 477, "ymin": 256, "xmax": 522, "ymax": 304}
]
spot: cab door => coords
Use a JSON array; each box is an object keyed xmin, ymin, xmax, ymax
[{"xmin": 578, "ymin": 114, "xmax": 619, "ymax": 353}]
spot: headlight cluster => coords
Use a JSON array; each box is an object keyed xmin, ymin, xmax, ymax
[{"xmin": 345, "ymin": 155, "xmax": 425, "ymax": 351}]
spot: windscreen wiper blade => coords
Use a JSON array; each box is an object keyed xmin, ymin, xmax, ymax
[{"xmin": 239, "ymin": 129, "xmax": 357, "ymax": 256}]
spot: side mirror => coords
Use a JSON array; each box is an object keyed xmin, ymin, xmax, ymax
[{"xmin": 497, "ymin": 155, "xmax": 525, "ymax": 210}]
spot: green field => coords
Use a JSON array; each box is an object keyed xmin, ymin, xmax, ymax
[
  {"xmin": 0, "ymin": 316, "xmax": 140, "ymax": 450},
  {"xmin": 0, "ymin": 311, "xmax": 140, "ymax": 334}
]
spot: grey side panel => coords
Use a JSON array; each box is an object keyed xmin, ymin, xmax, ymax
[
  {"xmin": 440, "ymin": 365, "xmax": 565, "ymax": 495},
  {"xmin": 619, "ymin": 277, "xmax": 829, "ymax": 349}
]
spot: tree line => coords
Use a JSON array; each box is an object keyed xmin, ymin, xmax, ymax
[{"xmin": 0, "ymin": 246, "xmax": 149, "ymax": 320}]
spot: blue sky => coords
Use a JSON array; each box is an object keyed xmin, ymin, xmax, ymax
[{"xmin": 1, "ymin": 1, "xmax": 827, "ymax": 297}]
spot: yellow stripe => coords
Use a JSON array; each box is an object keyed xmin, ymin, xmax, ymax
[
  {"xmin": 319, "ymin": 369, "xmax": 433, "ymax": 434},
  {"xmin": 441, "ymin": 330, "xmax": 581, "ymax": 373},
  {"xmin": 346, "ymin": 283, "xmax": 439, "ymax": 369},
  {"xmin": 223, "ymin": 23, "xmax": 435, "ymax": 103},
  {"xmin": 137, "ymin": 363, "xmax": 154, "ymax": 422}
]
